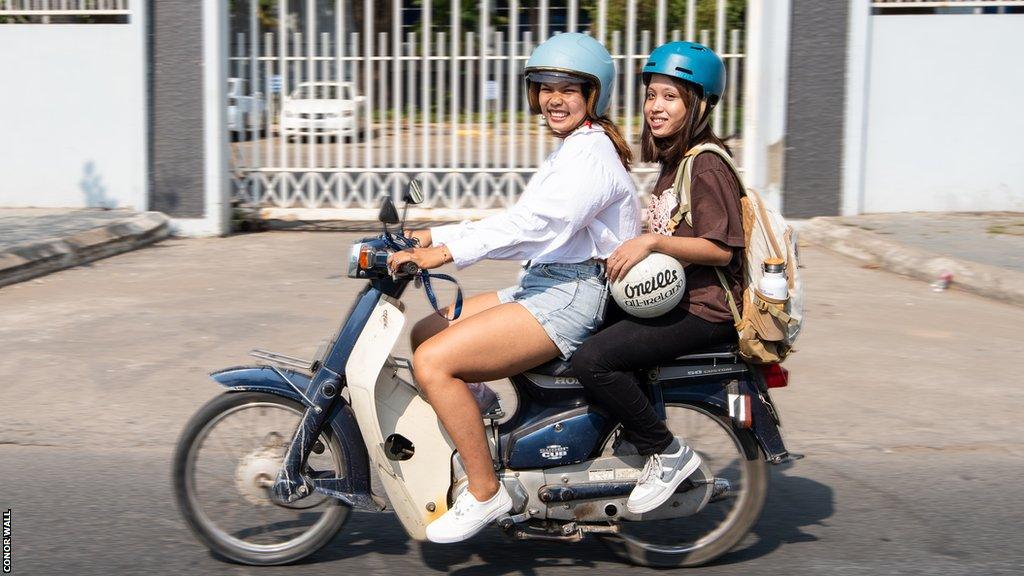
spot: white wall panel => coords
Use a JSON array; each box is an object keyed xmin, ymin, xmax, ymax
[
  {"xmin": 0, "ymin": 16, "xmax": 147, "ymax": 209},
  {"xmin": 862, "ymin": 14, "xmax": 1024, "ymax": 213}
]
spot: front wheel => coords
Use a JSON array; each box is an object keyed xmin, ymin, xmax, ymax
[
  {"xmin": 599, "ymin": 402, "xmax": 768, "ymax": 567},
  {"xmin": 172, "ymin": 391, "xmax": 351, "ymax": 565}
]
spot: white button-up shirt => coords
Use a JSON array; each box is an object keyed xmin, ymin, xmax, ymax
[{"xmin": 431, "ymin": 125, "xmax": 641, "ymax": 269}]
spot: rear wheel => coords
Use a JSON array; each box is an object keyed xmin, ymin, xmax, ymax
[
  {"xmin": 173, "ymin": 392, "xmax": 351, "ymax": 565},
  {"xmin": 599, "ymin": 402, "xmax": 768, "ymax": 567}
]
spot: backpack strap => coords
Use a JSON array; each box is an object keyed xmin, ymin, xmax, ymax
[
  {"xmin": 714, "ymin": 267, "xmax": 743, "ymax": 326},
  {"xmin": 667, "ymin": 143, "xmax": 744, "ymax": 234},
  {"xmin": 666, "ymin": 157, "xmax": 692, "ymax": 232},
  {"xmin": 671, "ymin": 144, "xmax": 745, "ymax": 325}
]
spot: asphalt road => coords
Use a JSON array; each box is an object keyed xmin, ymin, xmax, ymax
[{"xmin": 1, "ymin": 232, "xmax": 1023, "ymax": 575}]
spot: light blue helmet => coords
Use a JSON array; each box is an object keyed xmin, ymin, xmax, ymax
[
  {"xmin": 524, "ymin": 32, "xmax": 616, "ymax": 116},
  {"xmin": 643, "ymin": 41, "xmax": 726, "ymax": 106}
]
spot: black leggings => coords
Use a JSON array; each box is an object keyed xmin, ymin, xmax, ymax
[{"xmin": 570, "ymin": 304, "xmax": 736, "ymax": 456}]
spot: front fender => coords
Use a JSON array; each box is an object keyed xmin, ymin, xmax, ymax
[
  {"xmin": 209, "ymin": 365, "xmax": 371, "ymax": 496},
  {"xmin": 211, "ymin": 365, "xmax": 315, "ymax": 403}
]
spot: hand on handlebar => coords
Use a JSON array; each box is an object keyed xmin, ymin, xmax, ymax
[
  {"xmin": 387, "ymin": 245, "xmax": 450, "ymax": 275},
  {"xmin": 406, "ymin": 229, "xmax": 432, "ymax": 248}
]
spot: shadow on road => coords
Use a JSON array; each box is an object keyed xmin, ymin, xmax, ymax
[
  {"xmin": 292, "ymin": 464, "xmax": 833, "ymax": 572},
  {"xmin": 297, "ymin": 510, "xmax": 618, "ymax": 572},
  {"xmin": 300, "ymin": 511, "xmax": 414, "ymax": 563},
  {"xmin": 711, "ymin": 463, "xmax": 834, "ymax": 566}
]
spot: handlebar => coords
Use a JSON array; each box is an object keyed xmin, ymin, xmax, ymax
[
  {"xmin": 350, "ymin": 234, "xmax": 462, "ymax": 320},
  {"xmin": 397, "ymin": 261, "xmax": 420, "ymax": 277}
]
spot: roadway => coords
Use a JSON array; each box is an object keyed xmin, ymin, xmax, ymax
[{"xmin": 1, "ymin": 232, "xmax": 1021, "ymax": 575}]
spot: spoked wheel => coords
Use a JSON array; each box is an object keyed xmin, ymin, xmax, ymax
[
  {"xmin": 173, "ymin": 392, "xmax": 351, "ymax": 565},
  {"xmin": 599, "ymin": 402, "xmax": 767, "ymax": 567}
]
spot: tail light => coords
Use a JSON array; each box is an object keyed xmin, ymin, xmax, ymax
[{"xmin": 760, "ymin": 364, "xmax": 789, "ymax": 388}]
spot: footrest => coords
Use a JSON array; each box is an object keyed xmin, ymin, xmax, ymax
[
  {"xmin": 769, "ymin": 452, "xmax": 805, "ymax": 465},
  {"xmin": 482, "ymin": 406, "xmax": 505, "ymax": 421}
]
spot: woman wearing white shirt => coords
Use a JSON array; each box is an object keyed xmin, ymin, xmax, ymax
[{"xmin": 387, "ymin": 33, "xmax": 639, "ymax": 544}]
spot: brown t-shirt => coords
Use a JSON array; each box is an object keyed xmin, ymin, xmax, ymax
[{"xmin": 651, "ymin": 152, "xmax": 745, "ymax": 323}]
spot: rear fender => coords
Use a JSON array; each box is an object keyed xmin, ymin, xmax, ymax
[
  {"xmin": 209, "ymin": 366, "xmax": 371, "ymax": 496},
  {"xmin": 662, "ymin": 379, "xmax": 789, "ymax": 463}
]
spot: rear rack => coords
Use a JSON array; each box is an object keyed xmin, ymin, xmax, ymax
[{"xmin": 250, "ymin": 348, "xmax": 316, "ymax": 372}]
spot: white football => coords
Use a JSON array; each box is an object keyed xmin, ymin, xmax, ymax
[{"xmin": 609, "ymin": 252, "xmax": 686, "ymax": 318}]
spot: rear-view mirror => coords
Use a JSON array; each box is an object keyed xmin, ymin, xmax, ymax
[
  {"xmin": 405, "ymin": 180, "xmax": 424, "ymax": 205},
  {"xmin": 378, "ymin": 197, "xmax": 400, "ymax": 225}
]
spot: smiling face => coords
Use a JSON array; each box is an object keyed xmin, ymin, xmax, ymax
[
  {"xmin": 538, "ymin": 81, "xmax": 588, "ymax": 135},
  {"xmin": 644, "ymin": 74, "xmax": 689, "ymax": 138}
]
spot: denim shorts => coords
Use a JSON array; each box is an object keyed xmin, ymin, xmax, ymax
[{"xmin": 497, "ymin": 260, "xmax": 609, "ymax": 360}]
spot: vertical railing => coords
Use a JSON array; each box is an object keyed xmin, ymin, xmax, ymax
[{"xmin": 228, "ymin": 0, "xmax": 748, "ymax": 214}]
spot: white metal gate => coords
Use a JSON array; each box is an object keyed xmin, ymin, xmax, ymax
[{"xmin": 228, "ymin": 0, "xmax": 747, "ymax": 217}]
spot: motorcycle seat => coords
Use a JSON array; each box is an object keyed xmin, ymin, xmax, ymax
[
  {"xmin": 675, "ymin": 343, "xmax": 738, "ymax": 360},
  {"xmin": 524, "ymin": 357, "xmax": 575, "ymax": 378},
  {"xmin": 524, "ymin": 343, "xmax": 739, "ymax": 378}
]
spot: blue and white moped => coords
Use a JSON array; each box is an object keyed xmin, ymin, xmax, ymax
[{"xmin": 172, "ymin": 182, "xmax": 798, "ymax": 568}]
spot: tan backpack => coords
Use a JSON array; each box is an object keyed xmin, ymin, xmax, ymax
[{"xmin": 669, "ymin": 143, "xmax": 803, "ymax": 364}]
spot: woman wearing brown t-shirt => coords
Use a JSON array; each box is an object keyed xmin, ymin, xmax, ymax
[{"xmin": 570, "ymin": 42, "xmax": 742, "ymax": 515}]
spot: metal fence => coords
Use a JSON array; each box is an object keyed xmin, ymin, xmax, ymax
[
  {"xmin": 229, "ymin": 0, "xmax": 746, "ymax": 215},
  {"xmin": 0, "ymin": 0, "xmax": 130, "ymax": 15}
]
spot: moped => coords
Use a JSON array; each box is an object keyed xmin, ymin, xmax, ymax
[{"xmin": 172, "ymin": 182, "xmax": 799, "ymax": 568}]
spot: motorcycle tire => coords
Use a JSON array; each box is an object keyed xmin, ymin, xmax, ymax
[
  {"xmin": 598, "ymin": 401, "xmax": 768, "ymax": 568},
  {"xmin": 172, "ymin": 391, "xmax": 351, "ymax": 565}
]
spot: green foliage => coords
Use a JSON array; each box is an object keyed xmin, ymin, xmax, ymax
[
  {"xmin": 228, "ymin": 0, "xmax": 279, "ymax": 28},
  {"xmin": 582, "ymin": 0, "xmax": 745, "ymax": 39}
]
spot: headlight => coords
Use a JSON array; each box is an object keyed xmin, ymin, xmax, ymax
[
  {"xmin": 348, "ymin": 243, "xmax": 384, "ymax": 278},
  {"xmin": 347, "ymin": 243, "xmax": 364, "ymax": 278}
]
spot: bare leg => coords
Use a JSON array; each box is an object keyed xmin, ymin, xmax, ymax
[
  {"xmin": 413, "ymin": 303, "xmax": 559, "ymax": 500},
  {"xmin": 410, "ymin": 291, "xmax": 501, "ymax": 350}
]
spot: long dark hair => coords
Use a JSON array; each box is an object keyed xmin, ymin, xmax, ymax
[
  {"xmin": 639, "ymin": 76, "xmax": 731, "ymax": 168},
  {"xmin": 527, "ymin": 80, "xmax": 633, "ymax": 171}
]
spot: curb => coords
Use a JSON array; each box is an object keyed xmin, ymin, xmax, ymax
[
  {"xmin": 800, "ymin": 217, "xmax": 1024, "ymax": 307},
  {"xmin": 0, "ymin": 211, "xmax": 171, "ymax": 288}
]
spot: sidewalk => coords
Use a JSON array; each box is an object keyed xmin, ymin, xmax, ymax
[
  {"xmin": 800, "ymin": 212, "xmax": 1024, "ymax": 306},
  {"xmin": 0, "ymin": 208, "xmax": 170, "ymax": 288},
  {"xmin": 2, "ymin": 207, "xmax": 1022, "ymax": 308}
]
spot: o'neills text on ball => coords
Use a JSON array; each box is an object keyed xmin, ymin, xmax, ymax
[{"xmin": 622, "ymin": 269, "xmax": 680, "ymax": 299}]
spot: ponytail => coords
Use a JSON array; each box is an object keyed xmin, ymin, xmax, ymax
[
  {"xmin": 592, "ymin": 117, "xmax": 633, "ymax": 171},
  {"xmin": 585, "ymin": 84, "xmax": 632, "ymax": 170}
]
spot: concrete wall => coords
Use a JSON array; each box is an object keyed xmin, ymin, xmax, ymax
[
  {"xmin": 742, "ymin": 0, "xmax": 791, "ymax": 213},
  {"xmin": 0, "ymin": 18, "xmax": 147, "ymax": 209},
  {"xmin": 782, "ymin": 0, "xmax": 849, "ymax": 218},
  {"xmin": 148, "ymin": 0, "xmax": 230, "ymax": 235},
  {"xmin": 859, "ymin": 14, "xmax": 1024, "ymax": 213},
  {"xmin": 149, "ymin": 0, "xmax": 205, "ymax": 218}
]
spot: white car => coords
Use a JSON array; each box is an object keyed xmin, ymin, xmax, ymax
[
  {"xmin": 280, "ymin": 81, "xmax": 365, "ymax": 139},
  {"xmin": 227, "ymin": 78, "xmax": 265, "ymax": 134}
]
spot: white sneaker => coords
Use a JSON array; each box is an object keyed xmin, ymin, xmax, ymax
[
  {"xmin": 626, "ymin": 438, "xmax": 702, "ymax": 514},
  {"xmin": 425, "ymin": 484, "xmax": 513, "ymax": 544}
]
